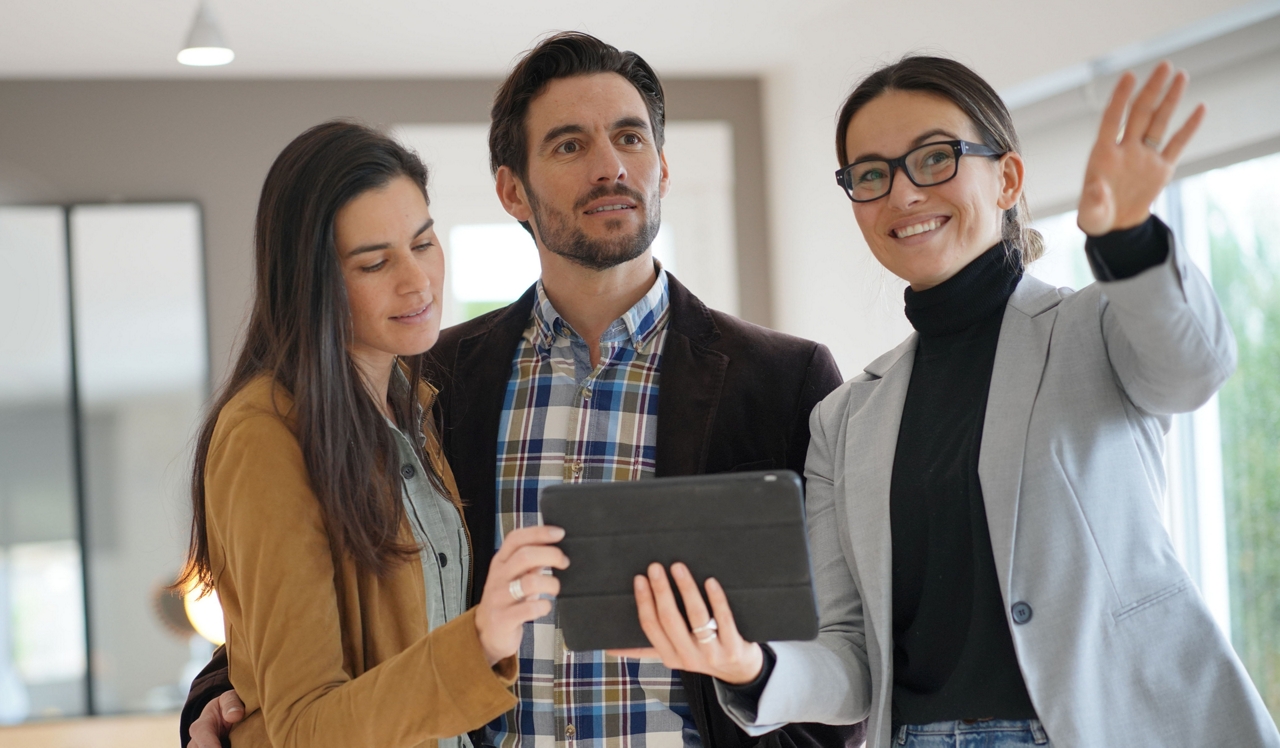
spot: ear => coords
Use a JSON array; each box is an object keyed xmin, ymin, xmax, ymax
[
  {"xmin": 657, "ymin": 148, "xmax": 671, "ymax": 199},
  {"xmin": 495, "ymin": 165, "xmax": 534, "ymax": 223},
  {"xmin": 995, "ymin": 151, "xmax": 1025, "ymax": 211}
]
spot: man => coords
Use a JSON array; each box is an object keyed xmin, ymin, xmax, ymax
[{"xmin": 183, "ymin": 32, "xmax": 864, "ymax": 748}]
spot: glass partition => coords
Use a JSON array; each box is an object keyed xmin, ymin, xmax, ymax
[
  {"xmin": 69, "ymin": 204, "xmax": 209, "ymax": 713},
  {"xmin": 0, "ymin": 202, "xmax": 209, "ymax": 723},
  {"xmin": 0, "ymin": 207, "xmax": 86, "ymax": 723}
]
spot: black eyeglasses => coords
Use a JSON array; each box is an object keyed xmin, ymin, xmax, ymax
[{"xmin": 835, "ymin": 140, "xmax": 1005, "ymax": 203}]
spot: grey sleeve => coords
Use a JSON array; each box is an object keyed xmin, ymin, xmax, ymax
[
  {"xmin": 1095, "ymin": 219, "xmax": 1237, "ymax": 414},
  {"xmin": 714, "ymin": 396, "xmax": 873, "ymax": 734}
]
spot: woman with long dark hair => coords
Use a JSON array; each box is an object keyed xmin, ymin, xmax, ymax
[
  {"xmin": 176, "ymin": 120, "xmax": 566, "ymax": 748},
  {"xmin": 625, "ymin": 60, "xmax": 1280, "ymax": 747}
]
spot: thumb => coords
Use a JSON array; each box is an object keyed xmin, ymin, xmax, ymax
[
  {"xmin": 219, "ymin": 690, "xmax": 246, "ymax": 723},
  {"xmin": 1077, "ymin": 178, "xmax": 1114, "ymax": 236}
]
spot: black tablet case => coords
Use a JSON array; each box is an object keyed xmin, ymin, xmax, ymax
[{"xmin": 540, "ymin": 470, "xmax": 819, "ymax": 651}]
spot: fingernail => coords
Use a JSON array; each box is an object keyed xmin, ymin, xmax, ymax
[{"xmin": 547, "ymin": 526, "xmax": 565, "ymax": 540}]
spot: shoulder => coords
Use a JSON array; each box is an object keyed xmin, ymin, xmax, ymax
[{"xmin": 209, "ymin": 375, "xmax": 300, "ymax": 459}]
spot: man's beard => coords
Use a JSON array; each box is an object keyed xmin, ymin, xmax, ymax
[{"xmin": 526, "ymin": 183, "xmax": 661, "ymax": 271}]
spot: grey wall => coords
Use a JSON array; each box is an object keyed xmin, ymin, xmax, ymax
[{"xmin": 0, "ymin": 77, "xmax": 771, "ymax": 388}]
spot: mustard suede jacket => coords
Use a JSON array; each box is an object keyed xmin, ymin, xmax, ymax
[{"xmin": 204, "ymin": 374, "xmax": 517, "ymax": 748}]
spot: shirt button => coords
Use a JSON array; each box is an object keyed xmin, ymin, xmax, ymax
[
  {"xmin": 400, "ymin": 464, "xmax": 415, "ymax": 479},
  {"xmin": 438, "ymin": 552, "xmax": 448, "ymax": 568},
  {"xmin": 565, "ymin": 724, "xmax": 576, "ymax": 739},
  {"xmin": 582, "ymin": 387, "xmax": 592, "ymax": 400},
  {"xmin": 1011, "ymin": 601, "xmax": 1033, "ymax": 625},
  {"xmin": 572, "ymin": 461, "xmax": 583, "ymax": 477}
]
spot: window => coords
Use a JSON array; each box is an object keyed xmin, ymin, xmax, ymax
[{"xmin": 1030, "ymin": 150, "xmax": 1280, "ymax": 722}]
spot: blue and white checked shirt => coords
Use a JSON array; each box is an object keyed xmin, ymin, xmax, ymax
[{"xmin": 483, "ymin": 268, "xmax": 699, "ymax": 748}]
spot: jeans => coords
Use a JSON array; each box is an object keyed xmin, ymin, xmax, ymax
[{"xmin": 894, "ymin": 719, "xmax": 1050, "ymax": 747}]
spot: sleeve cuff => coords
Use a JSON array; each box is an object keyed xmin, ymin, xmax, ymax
[
  {"xmin": 717, "ymin": 643, "xmax": 776, "ymax": 708},
  {"xmin": 1085, "ymin": 215, "xmax": 1170, "ymax": 282}
]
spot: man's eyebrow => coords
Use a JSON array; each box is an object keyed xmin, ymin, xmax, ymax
[
  {"xmin": 852, "ymin": 128, "xmax": 960, "ymax": 162},
  {"xmin": 541, "ymin": 123, "xmax": 586, "ymax": 148},
  {"xmin": 346, "ymin": 218, "xmax": 434, "ymax": 257},
  {"xmin": 612, "ymin": 116, "xmax": 650, "ymax": 132}
]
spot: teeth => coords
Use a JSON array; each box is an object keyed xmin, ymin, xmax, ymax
[
  {"xmin": 895, "ymin": 218, "xmax": 944, "ymax": 238},
  {"xmin": 588, "ymin": 204, "xmax": 631, "ymax": 214}
]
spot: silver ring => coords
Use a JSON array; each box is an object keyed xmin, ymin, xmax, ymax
[
  {"xmin": 1143, "ymin": 136, "xmax": 1161, "ymax": 149},
  {"xmin": 696, "ymin": 630, "xmax": 719, "ymax": 644},
  {"xmin": 691, "ymin": 618, "xmax": 719, "ymax": 635},
  {"xmin": 508, "ymin": 578, "xmax": 525, "ymax": 602}
]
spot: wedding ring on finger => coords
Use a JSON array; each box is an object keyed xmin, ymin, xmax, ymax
[
  {"xmin": 692, "ymin": 617, "xmax": 719, "ymax": 644},
  {"xmin": 509, "ymin": 578, "xmax": 526, "ymax": 602},
  {"xmin": 1143, "ymin": 136, "xmax": 1161, "ymax": 149}
]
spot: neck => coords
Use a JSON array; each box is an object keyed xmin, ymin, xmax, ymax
[
  {"xmin": 538, "ymin": 248, "xmax": 658, "ymax": 364},
  {"xmin": 903, "ymin": 242, "xmax": 1022, "ymax": 337},
  {"xmin": 349, "ymin": 348, "xmax": 396, "ymax": 419}
]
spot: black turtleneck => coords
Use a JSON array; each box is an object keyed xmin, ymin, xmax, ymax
[{"xmin": 890, "ymin": 241, "xmax": 1034, "ymax": 725}]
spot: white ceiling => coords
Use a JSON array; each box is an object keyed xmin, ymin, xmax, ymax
[{"xmin": 0, "ymin": 0, "xmax": 1257, "ymax": 90}]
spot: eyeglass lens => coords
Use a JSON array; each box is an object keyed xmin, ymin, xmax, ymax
[{"xmin": 846, "ymin": 143, "xmax": 959, "ymax": 201}]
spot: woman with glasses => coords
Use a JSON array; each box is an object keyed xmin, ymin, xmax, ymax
[{"xmin": 624, "ymin": 57, "xmax": 1280, "ymax": 747}]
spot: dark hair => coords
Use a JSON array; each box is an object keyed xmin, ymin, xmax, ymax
[
  {"xmin": 489, "ymin": 31, "xmax": 666, "ymax": 183},
  {"xmin": 178, "ymin": 120, "xmax": 449, "ymax": 593},
  {"xmin": 835, "ymin": 55, "xmax": 1044, "ymax": 266}
]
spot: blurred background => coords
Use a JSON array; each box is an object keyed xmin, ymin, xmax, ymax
[{"xmin": 0, "ymin": 0, "xmax": 1277, "ymax": 743}]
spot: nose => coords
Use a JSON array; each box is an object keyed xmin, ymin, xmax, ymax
[
  {"xmin": 590, "ymin": 139, "xmax": 627, "ymax": 184},
  {"xmin": 886, "ymin": 167, "xmax": 926, "ymax": 209},
  {"xmin": 396, "ymin": 251, "xmax": 432, "ymax": 298}
]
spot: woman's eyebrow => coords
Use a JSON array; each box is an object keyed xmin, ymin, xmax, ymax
[
  {"xmin": 347, "ymin": 218, "xmax": 434, "ymax": 257},
  {"xmin": 853, "ymin": 128, "xmax": 960, "ymax": 162}
]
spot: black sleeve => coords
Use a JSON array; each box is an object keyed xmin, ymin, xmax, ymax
[
  {"xmin": 179, "ymin": 644, "xmax": 233, "ymax": 748},
  {"xmin": 718, "ymin": 642, "xmax": 777, "ymax": 707},
  {"xmin": 1085, "ymin": 214, "xmax": 1170, "ymax": 282}
]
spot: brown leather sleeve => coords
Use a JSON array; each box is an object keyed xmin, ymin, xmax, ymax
[{"xmin": 179, "ymin": 644, "xmax": 231, "ymax": 747}]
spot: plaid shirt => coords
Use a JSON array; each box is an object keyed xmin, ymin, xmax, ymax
[{"xmin": 484, "ymin": 269, "xmax": 698, "ymax": 748}]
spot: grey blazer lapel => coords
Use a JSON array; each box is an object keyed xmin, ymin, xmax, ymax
[
  {"xmin": 979, "ymin": 275, "xmax": 1064, "ymax": 587},
  {"xmin": 842, "ymin": 334, "xmax": 916, "ymax": 711}
]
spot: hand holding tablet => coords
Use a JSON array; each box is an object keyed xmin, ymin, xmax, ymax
[{"xmin": 539, "ymin": 470, "xmax": 819, "ymax": 679}]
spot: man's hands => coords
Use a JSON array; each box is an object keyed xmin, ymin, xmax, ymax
[
  {"xmin": 474, "ymin": 525, "xmax": 570, "ymax": 666},
  {"xmin": 610, "ymin": 562, "xmax": 764, "ymax": 686},
  {"xmin": 187, "ymin": 690, "xmax": 245, "ymax": 748},
  {"xmin": 1078, "ymin": 60, "xmax": 1206, "ymax": 237}
]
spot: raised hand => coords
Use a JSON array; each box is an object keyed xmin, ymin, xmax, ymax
[
  {"xmin": 609, "ymin": 562, "xmax": 764, "ymax": 686},
  {"xmin": 474, "ymin": 524, "xmax": 569, "ymax": 666},
  {"xmin": 1077, "ymin": 61, "xmax": 1206, "ymax": 236}
]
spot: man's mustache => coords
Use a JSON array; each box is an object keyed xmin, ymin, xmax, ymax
[{"xmin": 573, "ymin": 184, "xmax": 647, "ymax": 212}]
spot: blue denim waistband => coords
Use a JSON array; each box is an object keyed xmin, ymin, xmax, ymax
[{"xmin": 894, "ymin": 719, "xmax": 1049, "ymax": 745}]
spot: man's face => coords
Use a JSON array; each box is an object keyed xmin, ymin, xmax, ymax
[{"xmin": 511, "ymin": 73, "xmax": 670, "ymax": 271}]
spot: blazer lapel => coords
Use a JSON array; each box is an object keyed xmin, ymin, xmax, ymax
[
  {"xmin": 842, "ymin": 334, "xmax": 916, "ymax": 714},
  {"xmin": 655, "ymin": 274, "xmax": 729, "ymax": 478},
  {"xmin": 979, "ymin": 275, "xmax": 1062, "ymax": 589}
]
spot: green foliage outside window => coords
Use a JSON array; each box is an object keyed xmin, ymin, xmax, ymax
[{"xmin": 1202, "ymin": 152, "xmax": 1280, "ymax": 723}]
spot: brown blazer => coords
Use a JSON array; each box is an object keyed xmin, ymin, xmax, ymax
[{"xmin": 204, "ymin": 375, "xmax": 517, "ymax": 748}]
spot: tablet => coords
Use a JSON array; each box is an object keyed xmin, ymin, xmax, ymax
[{"xmin": 539, "ymin": 470, "xmax": 819, "ymax": 652}]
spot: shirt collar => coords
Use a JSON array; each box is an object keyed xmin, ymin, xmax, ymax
[{"xmin": 531, "ymin": 262, "xmax": 670, "ymax": 353}]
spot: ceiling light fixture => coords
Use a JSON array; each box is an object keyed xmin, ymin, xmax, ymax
[{"xmin": 178, "ymin": 2, "xmax": 235, "ymax": 67}]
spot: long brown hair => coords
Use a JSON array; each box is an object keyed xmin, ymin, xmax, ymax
[
  {"xmin": 835, "ymin": 55, "xmax": 1045, "ymax": 266},
  {"xmin": 178, "ymin": 120, "xmax": 448, "ymax": 593}
]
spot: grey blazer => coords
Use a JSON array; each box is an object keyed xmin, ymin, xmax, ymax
[{"xmin": 718, "ymin": 234, "xmax": 1280, "ymax": 747}]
